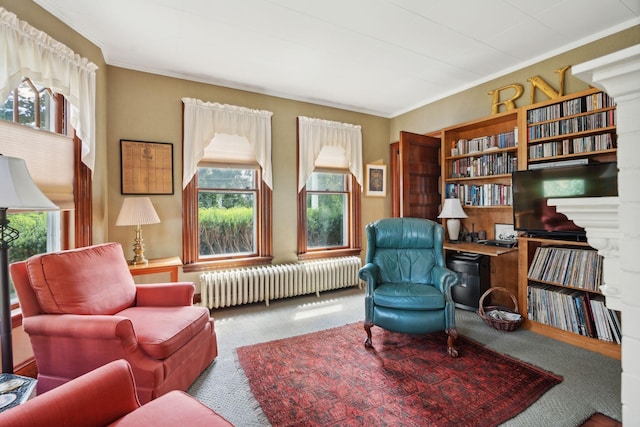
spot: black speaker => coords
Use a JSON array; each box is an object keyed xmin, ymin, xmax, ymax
[{"xmin": 446, "ymin": 252, "xmax": 490, "ymax": 311}]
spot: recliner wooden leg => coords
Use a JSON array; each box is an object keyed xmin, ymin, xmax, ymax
[
  {"xmin": 446, "ymin": 328, "xmax": 459, "ymax": 358},
  {"xmin": 364, "ymin": 321, "xmax": 373, "ymax": 348}
]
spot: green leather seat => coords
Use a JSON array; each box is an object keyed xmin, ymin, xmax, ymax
[{"xmin": 359, "ymin": 217, "xmax": 459, "ymax": 357}]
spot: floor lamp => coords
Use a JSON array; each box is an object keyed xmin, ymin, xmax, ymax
[{"xmin": 0, "ymin": 155, "xmax": 58, "ymax": 373}]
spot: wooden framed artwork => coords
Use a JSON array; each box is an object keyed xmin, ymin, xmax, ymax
[
  {"xmin": 365, "ymin": 163, "xmax": 387, "ymax": 197},
  {"xmin": 120, "ymin": 140, "xmax": 174, "ymax": 195}
]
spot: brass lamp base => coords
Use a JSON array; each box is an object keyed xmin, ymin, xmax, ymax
[{"xmin": 128, "ymin": 225, "xmax": 149, "ymax": 265}]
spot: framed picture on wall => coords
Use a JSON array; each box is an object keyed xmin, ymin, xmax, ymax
[
  {"xmin": 120, "ymin": 140, "xmax": 174, "ymax": 195},
  {"xmin": 365, "ymin": 163, "xmax": 387, "ymax": 197}
]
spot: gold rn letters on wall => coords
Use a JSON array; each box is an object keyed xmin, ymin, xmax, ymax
[{"xmin": 488, "ymin": 66, "xmax": 570, "ymax": 115}]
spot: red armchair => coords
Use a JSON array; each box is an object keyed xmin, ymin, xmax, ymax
[
  {"xmin": 0, "ymin": 359, "xmax": 232, "ymax": 427},
  {"xmin": 9, "ymin": 242, "xmax": 217, "ymax": 403}
]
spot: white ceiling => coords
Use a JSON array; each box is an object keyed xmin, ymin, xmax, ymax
[{"xmin": 33, "ymin": 0, "xmax": 640, "ymax": 118}]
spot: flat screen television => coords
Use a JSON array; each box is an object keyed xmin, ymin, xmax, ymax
[{"xmin": 512, "ymin": 161, "xmax": 618, "ymax": 240}]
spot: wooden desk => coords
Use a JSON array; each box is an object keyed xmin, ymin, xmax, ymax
[
  {"xmin": 444, "ymin": 241, "xmax": 519, "ymax": 307},
  {"xmin": 443, "ymin": 241, "xmax": 517, "ymax": 257},
  {"xmin": 128, "ymin": 256, "xmax": 182, "ymax": 282}
]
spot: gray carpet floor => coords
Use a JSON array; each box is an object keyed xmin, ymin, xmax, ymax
[{"xmin": 187, "ymin": 286, "xmax": 621, "ymax": 426}]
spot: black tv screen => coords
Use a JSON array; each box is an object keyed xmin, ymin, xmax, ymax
[{"xmin": 512, "ymin": 162, "xmax": 618, "ymax": 239}]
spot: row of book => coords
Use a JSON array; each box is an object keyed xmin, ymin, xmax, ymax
[
  {"xmin": 444, "ymin": 183, "xmax": 512, "ymax": 207},
  {"xmin": 528, "ymin": 133, "xmax": 616, "ymax": 159},
  {"xmin": 452, "ymin": 130, "xmax": 518, "ymax": 155},
  {"xmin": 527, "ymin": 246, "xmax": 603, "ymax": 291},
  {"xmin": 447, "ymin": 152, "xmax": 517, "ymax": 178},
  {"xmin": 528, "ymin": 110, "xmax": 616, "ymax": 141},
  {"xmin": 526, "ymin": 92, "xmax": 615, "ymax": 124},
  {"xmin": 528, "ymin": 284, "xmax": 621, "ymax": 343}
]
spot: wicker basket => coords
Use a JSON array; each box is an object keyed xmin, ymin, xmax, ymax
[{"xmin": 476, "ymin": 287, "xmax": 524, "ymax": 332}]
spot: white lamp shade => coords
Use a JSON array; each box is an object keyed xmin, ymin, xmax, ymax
[
  {"xmin": 0, "ymin": 155, "xmax": 58, "ymax": 210},
  {"xmin": 116, "ymin": 197, "xmax": 161, "ymax": 226},
  {"xmin": 438, "ymin": 198, "xmax": 468, "ymax": 219}
]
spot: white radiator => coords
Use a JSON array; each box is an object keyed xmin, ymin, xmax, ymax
[{"xmin": 199, "ymin": 256, "xmax": 362, "ymax": 309}]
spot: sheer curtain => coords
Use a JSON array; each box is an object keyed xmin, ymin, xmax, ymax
[
  {"xmin": 182, "ymin": 98, "xmax": 273, "ymax": 189},
  {"xmin": 0, "ymin": 7, "xmax": 98, "ymax": 171},
  {"xmin": 297, "ymin": 116, "xmax": 363, "ymax": 192}
]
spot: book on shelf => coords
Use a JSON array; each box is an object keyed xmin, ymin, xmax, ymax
[
  {"xmin": 527, "ymin": 284, "xmax": 621, "ymax": 343},
  {"xmin": 526, "ymin": 92, "xmax": 615, "ymax": 124},
  {"xmin": 527, "ymin": 110, "xmax": 616, "ymax": 141},
  {"xmin": 527, "ymin": 158, "xmax": 589, "ymax": 170},
  {"xmin": 453, "ymin": 129, "xmax": 518, "ymax": 155},
  {"xmin": 527, "ymin": 246, "xmax": 603, "ymax": 291},
  {"xmin": 444, "ymin": 183, "xmax": 512, "ymax": 206},
  {"xmin": 448, "ymin": 152, "xmax": 517, "ymax": 178}
]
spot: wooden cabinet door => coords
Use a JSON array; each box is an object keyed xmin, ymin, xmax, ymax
[{"xmin": 391, "ymin": 131, "xmax": 441, "ymax": 219}]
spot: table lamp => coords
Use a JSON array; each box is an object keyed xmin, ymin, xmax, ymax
[
  {"xmin": 116, "ymin": 197, "xmax": 160, "ymax": 265},
  {"xmin": 0, "ymin": 155, "xmax": 58, "ymax": 373},
  {"xmin": 438, "ymin": 198, "xmax": 468, "ymax": 243}
]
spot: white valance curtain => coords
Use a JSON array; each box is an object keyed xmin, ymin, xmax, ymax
[
  {"xmin": 298, "ymin": 116, "xmax": 363, "ymax": 192},
  {"xmin": 182, "ymin": 98, "xmax": 273, "ymax": 189},
  {"xmin": 0, "ymin": 7, "xmax": 98, "ymax": 171}
]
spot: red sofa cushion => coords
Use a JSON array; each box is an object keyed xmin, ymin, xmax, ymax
[
  {"xmin": 25, "ymin": 242, "xmax": 136, "ymax": 315},
  {"xmin": 118, "ymin": 306, "xmax": 211, "ymax": 359},
  {"xmin": 114, "ymin": 390, "xmax": 234, "ymax": 427}
]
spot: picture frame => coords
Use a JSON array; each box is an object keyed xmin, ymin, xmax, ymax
[
  {"xmin": 494, "ymin": 223, "xmax": 517, "ymax": 241},
  {"xmin": 365, "ymin": 163, "xmax": 387, "ymax": 197},
  {"xmin": 120, "ymin": 139, "xmax": 174, "ymax": 195}
]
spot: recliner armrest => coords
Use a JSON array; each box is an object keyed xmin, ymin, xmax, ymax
[
  {"xmin": 135, "ymin": 282, "xmax": 195, "ymax": 307},
  {"xmin": 358, "ymin": 262, "xmax": 379, "ymax": 296},
  {"xmin": 431, "ymin": 265, "xmax": 458, "ymax": 296}
]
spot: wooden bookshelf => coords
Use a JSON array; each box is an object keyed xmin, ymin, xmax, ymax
[
  {"xmin": 518, "ymin": 236, "xmax": 621, "ymax": 360},
  {"xmin": 515, "ymin": 87, "xmax": 620, "ymax": 359},
  {"xmin": 517, "ymin": 87, "xmax": 618, "ymax": 169},
  {"xmin": 441, "ymin": 110, "xmax": 519, "ymax": 238}
]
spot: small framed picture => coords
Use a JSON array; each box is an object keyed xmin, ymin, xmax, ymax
[
  {"xmin": 365, "ymin": 164, "xmax": 387, "ymax": 197},
  {"xmin": 494, "ymin": 223, "xmax": 517, "ymax": 241}
]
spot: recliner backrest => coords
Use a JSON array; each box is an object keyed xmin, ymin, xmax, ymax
[
  {"xmin": 365, "ymin": 218, "xmax": 445, "ymax": 285},
  {"xmin": 24, "ymin": 242, "xmax": 136, "ymax": 315}
]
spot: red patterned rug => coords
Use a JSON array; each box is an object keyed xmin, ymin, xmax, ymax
[{"xmin": 237, "ymin": 322, "xmax": 562, "ymax": 427}]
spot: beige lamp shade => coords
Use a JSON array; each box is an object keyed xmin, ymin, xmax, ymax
[
  {"xmin": 116, "ymin": 197, "xmax": 160, "ymax": 226},
  {"xmin": 0, "ymin": 155, "xmax": 58, "ymax": 211},
  {"xmin": 438, "ymin": 198, "xmax": 467, "ymax": 242},
  {"xmin": 437, "ymin": 198, "xmax": 468, "ymax": 219}
]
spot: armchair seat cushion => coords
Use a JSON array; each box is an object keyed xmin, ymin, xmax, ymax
[
  {"xmin": 118, "ymin": 306, "xmax": 211, "ymax": 359},
  {"xmin": 374, "ymin": 282, "xmax": 445, "ymax": 311}
]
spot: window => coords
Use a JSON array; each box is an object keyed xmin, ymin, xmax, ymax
[
  {"xmin": 297, "ymin": 117, "xmax": 362, "ymax": 259},
  {"xmin": 198, "ymin": 166, "xmax": 259, "ymax": 257},
  {"xmin": 306, "ymin": 172, "xmax": 350, "ymax": 249},
  {"xmin": 181, "ymin": 99, "xmax": 273, "ymax": 271},
  {"xmin": 1, "ymin": 78, "xmax": 91, "ymax": 305},
  {"xmin": 1, "ymin": 79, "xmax": 60, "ymax": 132},
  {"xmin": 183, "ymin": 164, "xmax": 272, "ymax": 270}
]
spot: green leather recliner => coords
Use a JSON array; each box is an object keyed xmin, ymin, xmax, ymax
[{"xmin": 359, "ymin": 217, "xmax": 460, "ymax": 357}]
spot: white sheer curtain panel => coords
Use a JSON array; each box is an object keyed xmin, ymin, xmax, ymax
[
  {"xmin": 297, "ymin": 116, "xmax": 363, "ymax": 192},
  {"xmin": 182, "ymin": 98, "xmax": 273, "ymax": 189},
  {"xmin": 0, "ymin": 7, "xmax": 98, "ymax": 171}
]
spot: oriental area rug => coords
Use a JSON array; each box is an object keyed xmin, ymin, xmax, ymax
[{"xmin": 236, "ymin": 322, "xmax": 562, "ymax": 427}]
